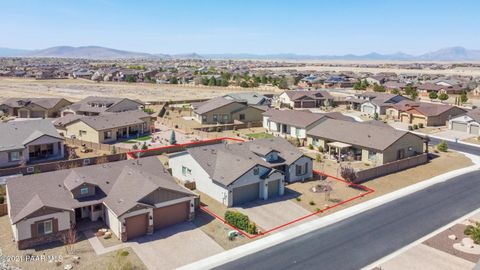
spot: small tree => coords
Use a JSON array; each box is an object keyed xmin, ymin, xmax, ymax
[
  {"xmin": 63, "ymin": 227, "xmax": 77, "ymax": 255},
  {"xmin": 459, "ymin": 91, "xmax": 468, "ymax": 104},
  {"xmin": 340, "ymin": 166, "xmax": 358, "ymax": 183},
  {"xmin": 437, "ymin": 140, "xmax": 448, "ymax": 152},
  {"xmin": 141, "ymin": 142, "xmax": 148, "ymax": 150},
  {"xmin": 170, "ymin": 130, "xmax": 177, "ymax": 145},
  {"xmin": 428, "ymin": 91, "xmax": 438, "ymax": 100},
  {"xmin": 438, "ymin": 93, "xmax": 449, "ymax": 102}
]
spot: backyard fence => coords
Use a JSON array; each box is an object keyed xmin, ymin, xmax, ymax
[
  {"xmin": 65, "ymin": 138, "xmax": 130, "ymax": 153},
  {"xmin": 0, "ymin": 153, "xmax": 127, "ymax": 177},
  {"xmin": 355, "ymin": 153, "xmax": 429, "ymax": 183},
  {"xmin": 0, "ymin": 204, "xmax": 7, "ymax": 217}
]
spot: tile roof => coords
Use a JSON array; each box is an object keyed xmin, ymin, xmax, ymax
[
  {"xmin": 283, "ymin": 90, "xmax": 333, "ymax": 101},
  {"xmin": 54, "ymin": 110, "xmax": 151, "ymax": 131}
]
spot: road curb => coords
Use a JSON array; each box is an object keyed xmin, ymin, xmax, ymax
[{"xmin": 177, "ymin": 163, "xmax": 480, "ymax": 270}]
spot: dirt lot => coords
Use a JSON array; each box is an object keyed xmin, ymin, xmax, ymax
[
  {"xmin": 0, "ymin": 77, "xmax": 278, "ymax": 102},
  {"xmin": 0, "ymin": 216, "xmax": 145, "ymax": 270},
  {"xmin": 193, "ymin": 192, "xmax": 251, "ymax": 250},
  {"xmin": 463, "ymin": 136, "xmax": 480, "ymax": 145}
]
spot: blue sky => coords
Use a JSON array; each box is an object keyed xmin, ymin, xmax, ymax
[{"xmin": 1, "ymin": 0, "xmax": 479, "ymax": 55}]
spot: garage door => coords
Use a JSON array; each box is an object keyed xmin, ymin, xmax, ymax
[
  {"xmin": 470, "ymin": 125, "xmax": 480, "ymax": 135},
  {"xmin": 125, "ymin": 213, "xmax": 148, "ymax": 240},
  {"xmin": 300, "ymin": 100, "xmax": 315, "ymax": 108},
  {"xmin": 362, "ymin": 105, "xmax": 375, "ymax": 115},
  {"xmin": 400, "ymin": 114, "xmax": 410, "ymax": 123},
  {"xmin": 19, "ymin": 111, "xmax": 28, "ymax": 118},
  {"xmin": 31, "ymin": 111, "xmax": 45, "ymax": 118},
  {"xmin": 232, "ymin": 183, "xmax": 259, "ymax": 206},
  {"xmin": 451, "ymin": 122, "xmax": 468, "ymax": 132},
  {"xmin": 268, "ymin": 180, "xmax": 279, "ymax": 199},
  {"xmin": 411, "ymin": 116, "xmax": 426, "ymax": 125},
  {"xmin": 153, "ymin": 201, "xmax": 189, "ymax": 230}
]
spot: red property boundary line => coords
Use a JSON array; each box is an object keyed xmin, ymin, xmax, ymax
[{"xmin": 126, "ymin": 136, "xmax": 375, "ymax": 239}]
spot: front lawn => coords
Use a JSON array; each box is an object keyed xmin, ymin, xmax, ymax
[
  {"xmin": 246, "ymin": 133, "xmax": 273, "ymax": 139},
  {"xmin": 124, "ymin": 135, "xmax": 152, "ymax": 143}
]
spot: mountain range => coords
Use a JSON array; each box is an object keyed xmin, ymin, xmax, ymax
[{"xmin": 0, "ymin": 45, "xmax": 479, "ymax": 61}]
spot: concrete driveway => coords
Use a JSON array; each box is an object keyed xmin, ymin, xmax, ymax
[
  {"xmin": 233, "ymin": 195, "xmax": 314, "ymax": 231},
  {"xmin": 131, "ymin": 222, "xmax": 224, "ymax": 270},
  {"xmin": 433, "ymin": 129, "xmax": 474, "ymax": 140}
]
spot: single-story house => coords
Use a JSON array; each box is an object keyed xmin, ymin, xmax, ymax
[
  {"xmin": 61, "ymin": 96, "xmax": 144, "ymax": 116},
  {"xmin": 0, "ymin": 119, "xmax": 65, "ymax": 168},
  {"xmin": 169, "ymin": 137, "xmax": 312, "ymax": 207},
  {"xmin": 0, "ymin": 98, "xmax": 72, "ymax": 118},
  {"xmin": 387, "ymin": 101, "xmax": 467, "ymax": 126},
  {"xmin": 277, "ymin": 90, "xmax": 334, "ymax": 109},
  {"xmin": 223, "ymin": 92, "xmax": 271, "ymax": 106},
  {"xmin": 306, "ymin": 119, "xmax": 426, "ymax": 165},
  {"xmin": 53, "ymin": 111, "xmax": 153, "ymax": 143},
  {"xmin": 6, "ymin": 157, "xmax": 197, "ymax": 249},
  {"xmin": 263, "ymin": 109, "xmax": 354, "ymax": 139},
  {"xmin": 448, "ymin": 108, "xmax": 480, "ymax": 135},
  {"xmin": 416, "ymin": 83, "xmax": 467, "ymax": 96},
  {"xmin": 347, "ymin": 93, "xmax": 409, "ymax": 116},
  {"xmin": 192, "ymin": 97, "xmax": 266, "ymax": 125}
]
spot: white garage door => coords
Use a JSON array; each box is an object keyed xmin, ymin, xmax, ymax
[
  {"xmin": 470, "ymin": 125, "xmax": 480, "ymax": 135},
  {"xmin": 451, "ymin": 122, "xmax": 468, "ymax": 132},
  {"xmin": 362, "ymin": 105, "xmax": 375, "ymax": 115}
]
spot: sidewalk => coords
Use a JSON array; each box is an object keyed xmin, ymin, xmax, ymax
[{"xmin": 178, "ymin": 153, "xmax": 480, "ymax": 270}]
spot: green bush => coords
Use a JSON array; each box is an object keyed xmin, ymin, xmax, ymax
[
  {"xmin": 225, "ymin": 210, "xmax": 257, "ymax": 234},
  {"xmin": 408, "ymin": 125, "xmax": 413, "ymax": 131},
  {"xmin": 412, "ymin": 124, "xmax": 418, "ymax": 130},
  {"xmin": 295, "ymin": 197, "xmax": 301, "ymax": 202},
  {"xmin": 308, "ymin": 144, "xmax": 314, "ymax": 150},
  {"xmin": 309, "ymin": 200, "xmax": 316, "ymax": 206},
  {"xmin": 437, "ymin": 140, "xmax": 448, "ymax": 152},
  {"xmin": 465, "ymin": 222, "xmax": 480, "ymax": 244},
  {"xmin": 315, "ymin": 154, "xmax": 322, "ymax": 162},
  {"xmin": 317, "ymin": 146, "xmax": 324, "ymax": 152},
  {"xmin": 418, "ymin": 123, "xmax": 424, "ymax": 129}
]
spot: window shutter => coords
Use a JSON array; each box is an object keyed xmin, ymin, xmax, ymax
[
  {"xmin": 53, "ymin": 219, "xmax": 59, "ymax": 233},
  {"xmin": 31, "ymin": 223, "xmax": 38, "ymax": 238}
]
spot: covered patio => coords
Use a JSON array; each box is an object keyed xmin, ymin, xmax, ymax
[{"xmin": 327, "ymin": 141, "xmax": 362, "ymax": 162}]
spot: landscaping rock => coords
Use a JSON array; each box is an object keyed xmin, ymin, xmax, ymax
[
  {"xmin": 448, "ymin": 234, "xmax": 457, "ymax": 240},
  {"xmin": 64, "ymin": 264, "xmax": 73, "ymax": 270}
]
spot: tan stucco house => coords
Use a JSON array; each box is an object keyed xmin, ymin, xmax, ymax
[
  {"xmin": 0, "ymin": 98, "xmax": 72, "ymax": 118},
  {"xmin": 192, "ymin": 97, "xmax": 266, "ymax": 125}
]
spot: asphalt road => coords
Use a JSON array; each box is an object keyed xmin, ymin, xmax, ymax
[
  {"xmin": 216, "ymin": 169, "xmax": 480, "ymax": 270},
  {"xmin": 429, "ymin": 137, "xmax": 480, "ymax": 156}
]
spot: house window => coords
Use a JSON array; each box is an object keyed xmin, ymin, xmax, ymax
[
  {"xmin": 202, "ymin": 115, "xmax": 207, "ymax": 122},
  {"xmin": 296, "ymin": 163, "xmax": 308, "ymax": 176},
  {"xmin": 253, "ymin": 167, "xmax": 259, "ymax": 175},
  {"xmin": 295, "ymin": 128, "xmax": 301, "ymax": 137},
  {"xmin": 239, "ymin": 114, "xmax": 245, "ymax": 121},
  {"xmin": 222, "ymin": 114, "xmax": 229, "ymax": 121},
  {"xmin": 104, "ymin": 131, "xmax": 112, "ymax": 139},
  {"xmin": 80, "ymin": 187, "xmax": 89, "ymax": 195},
  {"xmin": 79, "ymin": 130, "xmax": 87, "ymax": 136},
  {"xmin": 182, "ymin": 166, "xmax": 192, "ymax": 176},
  {"xmin": 37, "ymin": 220, "xmax": 53, "ymax": 235},
  {"xmin": 8, "ymin": 151, "xmax": 22, "ymax": 162},
  {"xmin": 213, "ymin": 114, "xmax": 218, "ymax": 122}
]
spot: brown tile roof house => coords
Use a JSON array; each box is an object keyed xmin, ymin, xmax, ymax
[
  {"xmin": 6, "ymin": 157, "xmax": 197, "ymax": 249},
  {"xmin": 169, "ymin": 137, "xmax": 312, "ymax": 207},
  {"xmin": 278, "ymin": 90, "xmax": 334, "ymax": 108},
  {"xmin": 61, "ymin": 96, "xmax": 144, "ymax": 116},
  {"xmin": 0, "ymin": 98, "xmax": 72, "ymax": 118},
  {"xmin": 192, "ymin": 96, "xmax": 266, "ymax": 125},
  {"xmin": 388, "ymin": 101, "xmax": 467, "ymax": 126},
  {"xmin": 416, "ymin": 83, "xmax": 466, "ymax": 95},
  {"xmin": 307, "ymin": 119, "xmax": 425, "ymax": 164},
  {"xmin": 54, "ymin": 110, "xmax": 153, "ymax": 143}
]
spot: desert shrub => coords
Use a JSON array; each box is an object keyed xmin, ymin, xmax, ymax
[
  {"xmin": 309, "ymin": 200, "xmax": 316, "ymax": 206},
  {"xmin": 418, "ymin": 123, "xmax": 424, "ymax": 128},
  {"xmin": 225, "ymin": 210, "xmax": 252, "ymax": 232},
  {"xmin": 308, "ymin": 144, "xmax": 314, "ymax": 150},
  {"xmin": 412, "ymin": 124, "xmax": 418, "ymax": 130},
  {"xmin": 340, "ymin": 166, "xmax": 358, "ymax": 183},
  {"xmin": 437, "ymin": 140, "xmax": 448, "ymax": 152},
  {"xmin": 246, "ymin": 222, "xmax": 257, "ymax": 235},
  {"xmin": 465, "ymin": 222, "xmax": 480, "ymax": 244},
  {"xmin": 408, "ymin": 125, "xmax": 413, "ymax": 131},
  {"xmin": 315, "ymin": 154, "xmax": 322, "ymax": 162},
  {"xmin": 295, "ymin": 197, "xmax": 301, "ymax": 202},
  {"xmin": 317, "ymin": 145, "xmax": 324, "ymax": 152}
]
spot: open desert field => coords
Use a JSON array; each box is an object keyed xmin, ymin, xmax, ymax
[
  {"xmin": 255, "ymin": 65, "xmax": 480, "ymax": 76},
  {"xmin": 0, "ymin": 78, "xmax": 279, "ymax": 102}
]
